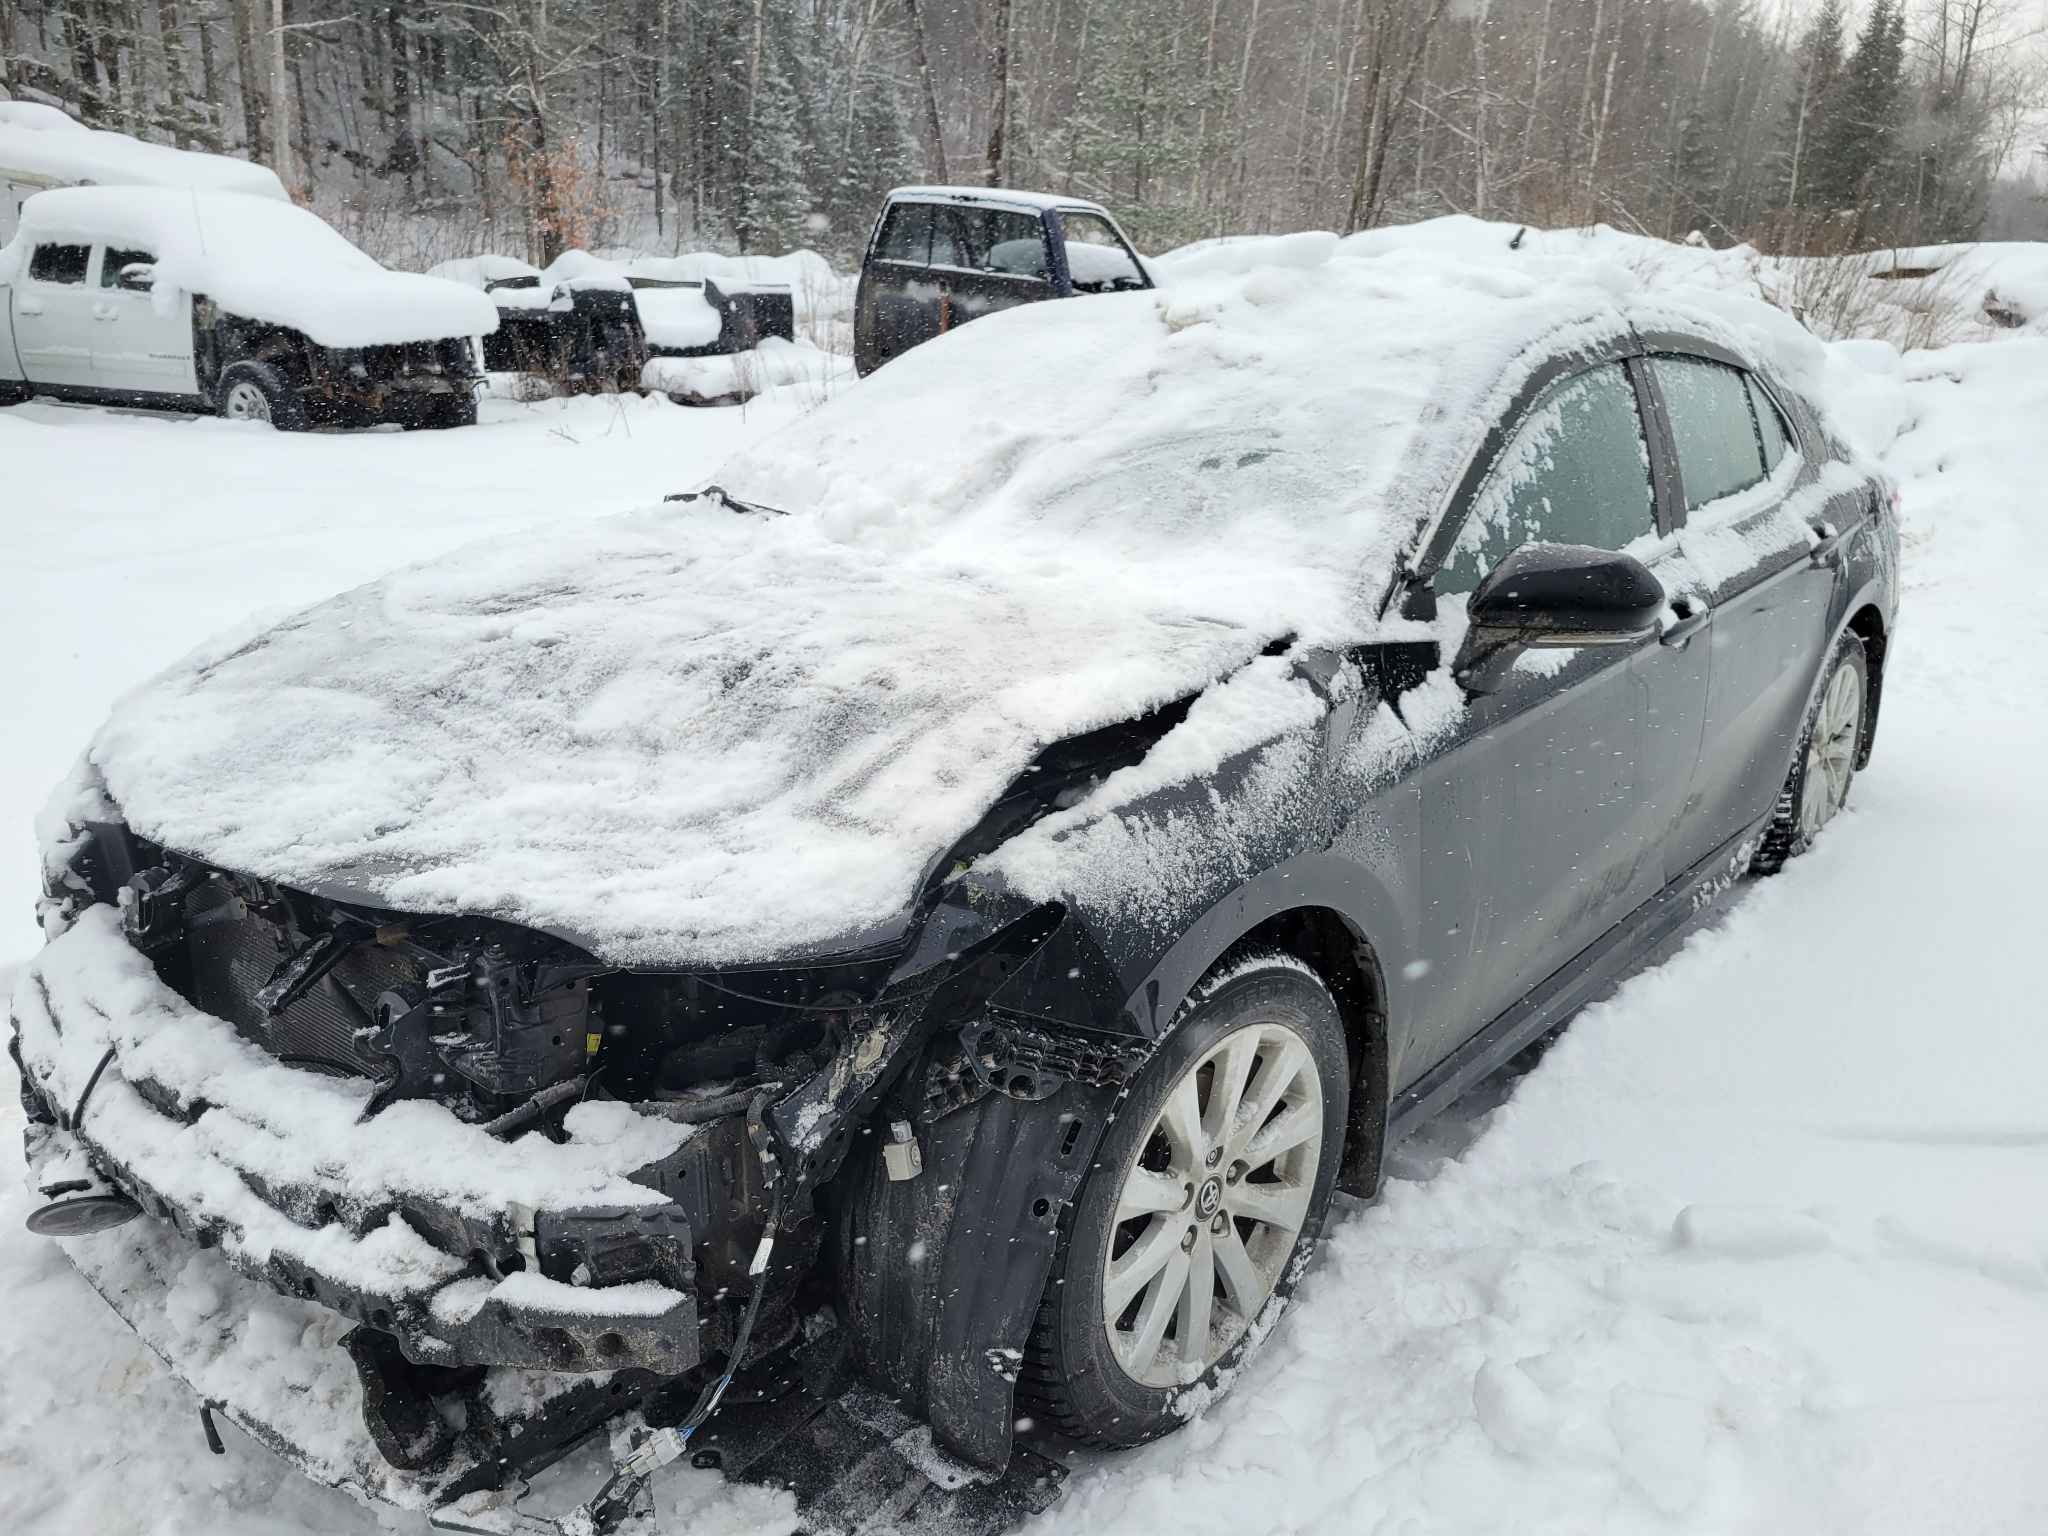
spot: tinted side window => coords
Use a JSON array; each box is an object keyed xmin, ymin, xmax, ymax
[
  {"xmin": 927, "ymin": 206, "xmax": 1048, "ymax": 278},
  {"xmin": 874, "ymin": 204, "xmax": 931, "ymax": 265},
  {"xmin": 979, "ymin": 209, "xmax": 1050, "ymax": 279},
  {"xmin": 29, "ymin": 242, "xmax": 90, "ymax": 284},
  {"xmin": 1747, "ymin": 373, "xmax": 1792, "ymax": 470},
  {"xmin": 1653, "ymin": 355, "xmax": 1768, "ymax": 510},
  {"xmin": 1437, "ymin": 362, "xmax": 1658, "ymax": 595},
  {"xmin": 101, "ymin": 247, "xmax": 156, "ymax": 289}
]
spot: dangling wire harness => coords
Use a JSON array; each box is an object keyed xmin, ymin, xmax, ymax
[{"xmin": 574, "ymin": 1092, "xmax": 789, "ymax": 1535}]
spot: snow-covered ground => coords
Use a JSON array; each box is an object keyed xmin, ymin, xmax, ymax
[{"xmin": 4, "ymin": 286, "xmax": 2047, "ymax": 1534}]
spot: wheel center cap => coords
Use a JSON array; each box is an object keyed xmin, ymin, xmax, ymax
[{"xmin": 1195, "ymin": 1177, "xmax": 1223, "ymax": 1221}]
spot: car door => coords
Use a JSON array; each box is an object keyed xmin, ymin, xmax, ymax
[
  {"xmin": 1643, "ymin": 352, "xmax": 1844, "ymax": 874},
  {"xmin": 87, "ymin": 243, "xmax": 198, "ymax": 399},
  {"xmin": 11, "ymin": 239, "xmax": 97, "ymax": 389},
  {"xmin": 854, "ymin": 200, "xmax": 944, "ymax": 374},
  {"xmin": 1398, "ymin": 356, "xmax": 1710, "ymax": 1068},
  {"xmin": 928, "ymin": 204, "xmax": 1058, "ymax": 327}
]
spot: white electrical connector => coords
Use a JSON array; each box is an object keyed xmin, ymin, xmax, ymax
[{"xmin": 882, "ymin": 1119, "xmax": 923, "ymax": 1181}]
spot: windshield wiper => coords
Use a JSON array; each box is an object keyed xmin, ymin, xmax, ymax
[{"xmin": 663, "ymin": 483, "xmax": 788, "ymax": 517}]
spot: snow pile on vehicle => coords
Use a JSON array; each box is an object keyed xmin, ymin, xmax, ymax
[
  {"xmin": 76, "ymin": 223, "xmax": 1848, "ymax": 965},
  {"xmin": 0, "ymin": 102, "xmax": 286, "ymax": 200},
  {"xmin": 0, "ymin": 187, "xmax": 498, "ymax": 347},
  {"xmin": 640, "ymin": 334, "xmax": 843, "ymax": 399},
  {"xmin": 16, "ymin": 908, "xmax": 688, "ymax": 1234},
  {"xmin": 424, "ymin": 252, "xmax": 553, "ymax": 311}
]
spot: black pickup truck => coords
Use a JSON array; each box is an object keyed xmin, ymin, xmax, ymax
[{"xmin": 854, "ymin": 185, "xmax": 1151, "ymax": 374}]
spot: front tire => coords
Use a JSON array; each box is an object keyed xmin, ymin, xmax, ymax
[
  {"xmin": 1018, "ymin": 958, "xmax": 1348, "ymax": 1447},
  {"xmin": 215, "ymin": 360, "xmax": 305, "ymax": 431},
  {"xmin": 1754, "ymin": 631, "xmax": 1869, "ymax": 873}
]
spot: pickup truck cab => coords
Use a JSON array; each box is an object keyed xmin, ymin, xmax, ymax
[
  {"xmin": 0, "ymin": 186, "xmax": 498, "ymax": 428},
  {"xmin": 853, "ymin": 186, "xmax": 1151, "ymax": 375}
]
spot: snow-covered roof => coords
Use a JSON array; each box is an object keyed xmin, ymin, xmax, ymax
[
  {"xmin": 425, "ymin": 253, "xmax": 543, "ymax": 291},
  {"xmin": 1, "ymin": 187, "xmax": 498, "ymax": 347},
  {"xmin": 885, "ymin": 184, "xmax": 1110, "ymax": 216},
  {"xmin": 81, "ymin": 220, "xmax": 1843, "ymax": 967},
  {"xmin": 0, "ymin": 103, "xmax": 286, "ymax": 200}
]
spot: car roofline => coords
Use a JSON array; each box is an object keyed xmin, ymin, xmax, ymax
[{"xmin": 883, "ymin": 184, "xmax": 1113, "ymax": 219}]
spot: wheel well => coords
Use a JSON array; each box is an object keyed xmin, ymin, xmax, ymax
[
  {"xmin": 1214, "ymin": 907, "xmax": 1390, "ymax": 1200},
  {"xmin": 1845, "ymin": 604, "xmax": 1887, "ymax": 767}
]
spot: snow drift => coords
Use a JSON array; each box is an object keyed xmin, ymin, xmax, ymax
[
  {"xmin": 0, "ymin": 102, "xmax": 286, "ymax": 202},
  {"xmin": 1, "ymin": 187, "xmax": 498, "ymax": 348},
  {"xmin": 76, "ymin": 222, "xmax": 1850, "ymax": 967}
]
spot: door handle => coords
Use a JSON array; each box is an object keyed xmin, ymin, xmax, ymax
[
  {"xmin": 1661, "ymin": 597, "xmax": 1710, "ymax": 648},
  {"xmin": 1808, "ymin": 520, "xmax": 1845, "ymax": 567},
  {"xmin": 92, "ymin": 303, "xmax": 119, "ymax": 322},
  {"xmin": 16, "ymin": 297, "xmax": 43, "ymax": 316}
]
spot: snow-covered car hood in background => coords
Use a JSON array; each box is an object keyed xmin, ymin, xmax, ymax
[
  {"xmin": 77, "ymin": 228, "xmax": 1845, "ymax": 967},
  {"xmin": 0, "ymin": 186, "xmax": 498, "ymax": 348}
]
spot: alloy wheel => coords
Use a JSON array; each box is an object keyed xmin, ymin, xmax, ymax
[
  {"xmin": 1102, "ymin": 1020, "xmax": 1323, "ymax": 1388},
  {"xmin": 223, "ymin": 381, "xmax": 272, "ymax": 423},
  {"xmin": 1799, "ymin": 662, "xmax": 1862, "ymax": 838}
]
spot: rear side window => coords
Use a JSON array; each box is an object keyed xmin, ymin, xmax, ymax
[
  {"xmin": 1747, "ymin": 374, "xmax": 1792, "ymax": 470},
  {"xmin": 1437, "ymin": 362, "xmax": 1658, "ymax": 595},
  {"xmin": 1653, "ymin": 355, "xmax": 1768, "ymax": 510},
  {"xmin": 29, "ymin": 242, "xmax": 89, "ymax": 284},
  {"xmin": 874, "ymin": 203, "xmax": 932, "ymax": 265}
]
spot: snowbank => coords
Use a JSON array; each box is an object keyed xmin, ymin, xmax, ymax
[
  {"xmin": 75, "ymin": 226, "xmax": 1853, "ymax": 967},
  {"xmin": 0, "ymin": 102, "xmax": 286, "ymax": 201},
  {"xmin": 1, "ymin": 187, "xmax": 497, "ymax": 347},
  {"xmin": 640, "ymin": 334, "xmax": 844, "ymax": 399}
]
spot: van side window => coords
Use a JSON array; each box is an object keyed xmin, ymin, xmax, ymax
[
  {"xmin": 1437, "ymin": 362, "xmax": 1657, "ymax": 595},
  {"xmin": 29, "ymin": 243, "xmax": 90, "ymax": 285},
  {"xmin": 1652, "ymin": 355, "xmax": 1768, "ymax": 510},
  {"xmin": 101, "ymin": 247, "xmax": 157, "ymax": 290},
  {"xmin": 874, "ymin": 204, "xmax": 932, "ymax": 266}
]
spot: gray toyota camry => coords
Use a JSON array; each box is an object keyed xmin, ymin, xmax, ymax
[{"xmin": 13, "ymin": 228, "xmax": 1896, "ymax": 1532}]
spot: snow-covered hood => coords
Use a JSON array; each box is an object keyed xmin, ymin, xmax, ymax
[
  {"xmin": 79, "ymin": 223, "xmax": 1847, "ymax": 967},
  {"xmin": 2, "ymin": 187, "xmax": 498, "ymax": 347}
]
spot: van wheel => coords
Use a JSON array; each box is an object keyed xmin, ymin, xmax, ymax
[
  {"xmin": 1017, "ymin": 958, "xmax": 1348, "ymax": 1448},
  {"xmin": 216, "ymin": 361, "xmax": 305, "ymax": 431},
  {"xmin": 1754, "ymin": 631, "xmax": 1869, "ymax": 874}
]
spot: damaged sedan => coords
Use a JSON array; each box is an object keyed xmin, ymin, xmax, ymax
[{"xmin": 12, "ymin": 230, "xmax": 1897, "ymax": 1533}]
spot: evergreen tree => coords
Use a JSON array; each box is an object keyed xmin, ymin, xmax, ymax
[
  {"xmin": 1778, "ymin": 0, "xmax": 1845, "ymax": 209},
  {"xmin": 736, "ymin": 56, "xmax": 813, "ymax": 254},
  {"xmin": 1806, "ymin": 0, "xmax": 1907, "ymax": 218},
  {"xmin": 825, "ymin": 78, "xmax": 919, "ymax": 259}
]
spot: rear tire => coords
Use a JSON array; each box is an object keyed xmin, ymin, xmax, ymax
[
  {"xmin": 412, "ymin": 392, "xmax": 478, "ymax": 430},
  {"xmin": 1017, "ymin": 958, "xmax": 1348, "ymax": 1448},
  {"xmin": 215, "ymin": 360, "xmax": 305, "ymax": 431},
  {"xmin": 1754, "ymin": 631, "xmax": 1869, "ymax": 874}
]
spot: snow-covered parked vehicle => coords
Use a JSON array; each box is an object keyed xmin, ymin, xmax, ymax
[
  {"xmin": 854, "ymin": 184, "xmax": 1151, "ymax": 374},
  {"xmin": 435, "ymin": 248, "xmax": 805, "ymax": 405},
  {"xmin": 13, "ymin": 230, "xmax": 1898, "ymax": 1532},
  {"xmin": 430, "ymin": 251, "xmax": 647, "ymax": 396},
  {"xmin": 0, "ymin": 187, "xmax": 497, "ymax": 428}
]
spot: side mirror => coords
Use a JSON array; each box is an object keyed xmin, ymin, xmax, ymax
[
  {"xmin": 1453, "ymin": 541, "xmax": 1663, "ymax": 693},
  {"xmin": 118, "ymin": 262, "xmax": 156, "ymax": 292}
]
